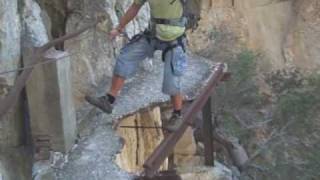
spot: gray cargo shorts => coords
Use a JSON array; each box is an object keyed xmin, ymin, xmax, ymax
[{"xmin": 114, "ymin": 33, "xmax": 188, "ymax": 96}]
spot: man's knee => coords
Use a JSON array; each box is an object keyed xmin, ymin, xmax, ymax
[
  {"xmin": 113, "ymin": 35, "xmax": 153, "ymax": 78},
  {"xmin": 113, "ymin": 57, "xmax": 135, "ymax": 79}
]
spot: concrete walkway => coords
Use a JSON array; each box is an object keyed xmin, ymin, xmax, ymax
[{"xmin": 54, "ymin": 53, "xmax": 217, "ymax": 180}]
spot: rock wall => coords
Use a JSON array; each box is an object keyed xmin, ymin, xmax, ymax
[
  {"xmin": 23, "ymin": 0, "xmax": 320, "ymax": 114},
  {"xmin": 179, "ymin": 164, "xmax": 233, "ymax": 180},
  {"xmin": 190, "ymin": 0, "xmax": 320, "ymax": 70},
  {"xmin": 65, "ymin": 0, "xmax": 149, "ymax": 109},
  {"xmin": 235, "ymin": 0, "xmax": 294, "ymax": 69},
  {"xmin": 0, "ymin": 0, "xmax": 319, "ymax": 179},
  {"xmin": 0, "ymin": 0, "xmax": 21, "ymax": 85},
  {"xmin": 0, "ymin": 0, "xmax": 149, "ymax": 179},
  {"xmin": 0, "ymin": 148, "xmax": 32, "ymax": 180},
  {"xmin": 0, "ymin": 0, "xmax": 24, "ymax": 148},
  {"xmin": 0, "ymin": 0, "xmax": 29, "ymax": 179},
  {"xmin": 283, "ymin": 0, "xmax": 320, "ymax": 69}
]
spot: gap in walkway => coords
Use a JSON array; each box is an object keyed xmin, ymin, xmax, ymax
[{"xmin": 115, "ymin": 103, "xmax": 205, "ymax": 175}]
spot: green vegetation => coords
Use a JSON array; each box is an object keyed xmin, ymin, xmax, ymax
[
  {"xmin": 198, "ymin": 24, "xmax": 320, "ymax": 179},
  {"xmin": 208, "ymin": 27, "xmax": 222, "ymax": 41},
  {"xmin": 271, "ymin": 71, "xmax": 320, "ymax": 133},
  {"xmin": 209, "ymin": 47, "xmax": 320, "ymax": 179},
  {"xmin": 213, "ymin": 49, "xmax": 264, "ymax": 138}
]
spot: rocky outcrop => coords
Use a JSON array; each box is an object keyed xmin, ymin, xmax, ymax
[
  {"xmin": 190, "ymin": 0, "xmax": 320, "ymax": 70},
  {"xmin": 0, "ymin": 0, "xmax": 24, "ymax": 147},
  {"xmin": 283, "ymin": 0, "xmax": 320, "ymax": 69},
  {"xmin": 35, "ymin": 0, "xmax": 67, "ymax": 48},
  {"xmin": 1, "ymin": 0, "xmax": 319, "ymax": 179},
  {"xmin": 65, "ymin": 0, "xmax": 149, "ymax": 109},
  {"xmin": 179, "ymin": 163, "xmax": 233, "ymax": 180},
  {"xmin": 174, "ymin": 127, "xmax": 203, "ymax": 167},
  {"xmin": 23, "ymin": 0, "xmax": 77, "ymax": 154},
  {"xmin": 0, "ymin": 148, "xmax": 33, "ymax": 180},
  {"xmin": 1, "ymin": 0, "xmax": 76, "ymax": 179},
  {"xmin": 0, "ymin": 0, "xmax": 21, "ymax": 85},
  {"xmin": 235, "ymin": 0, "xmax": 294, "ymax": 69},
  {"xmin": 0, "ymin": 0, "xmax": 28, "ymax": 179}
]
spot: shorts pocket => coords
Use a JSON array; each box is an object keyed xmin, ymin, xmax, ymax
[{"xmin": 170, "ymin": 47, "xmax": 187, "ymax": 76}]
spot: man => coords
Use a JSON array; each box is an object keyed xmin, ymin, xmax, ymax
[{"xmin": 86, "ymin": 0, "xmax": 188, "ymax": 132}]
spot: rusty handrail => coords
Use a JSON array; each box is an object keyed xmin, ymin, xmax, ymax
[{"xmin": 142, "ymin": 63, "xmax": 227, "ymax": 177}]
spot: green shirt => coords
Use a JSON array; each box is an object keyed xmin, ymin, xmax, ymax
[{"xmin": 134, "ymin": 0, "xmax": 185, "ymax": 41}]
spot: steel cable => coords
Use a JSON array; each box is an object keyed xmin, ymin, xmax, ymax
[{"xmin": 0, "ymin": 34, "xmax": 93, "ymax": 75}]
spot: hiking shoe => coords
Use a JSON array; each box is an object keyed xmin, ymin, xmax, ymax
[
  {"xmin": 85, "ymin": 95, "xmax": 113, "ymax": 114},
  {"xmin": 165, "ymin": 113, "xmax": 183, "ymax": 132}
]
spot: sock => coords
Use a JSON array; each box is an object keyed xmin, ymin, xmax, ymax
[
  {"xmin": 106, "ymin": 94, "xmax": 115, "ymax": 104},
  {"xmin": 173, "ymin": 109, "xmax": 182, "ymax": 116}
]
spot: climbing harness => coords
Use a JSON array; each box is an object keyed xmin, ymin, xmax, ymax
[
  {"xmin": 150, "ymin": 0, "xmax": 201, "ymax": 31},
  {"xmin": 151, "ymin": 17, "xmax": 186, "ymax": 28},
  {"xmin": 142, "ymin": 0, "xmax": 200, "ymax": 67},
  {"xmin": 161, "ymin": 34, "xmax": 186, "ymax": 62}
]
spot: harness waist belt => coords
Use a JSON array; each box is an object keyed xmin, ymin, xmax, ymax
[{"xmin": 151, "ymin": 17, "xmax": 186, "ymax": 27}]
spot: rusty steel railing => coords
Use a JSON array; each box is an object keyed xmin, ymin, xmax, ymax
[{"xmin": 142, "ymin": 63, "xmax": 228, "ymax": 177}]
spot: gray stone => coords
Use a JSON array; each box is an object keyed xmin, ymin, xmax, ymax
[
  {"xmin": 179, "ymin": 162, "xmax": 233, "ymax": 180},
  {"xmin": 0, "ymin": 0, "xmax": 24, "ymax": 151},
  {"xmin": 0, "ymin": 0, "xmax": 21, "ymax": 85},
  {"xmin": 65, "ymin": 0, "xmax": 116, "ymax": 109},
  {"xmin": 114, "ymin": 0, "xmax": 150, "ymax": 38},
  {"xmin": 22, "ymin": 0, "xmax": 49, "ymax": 47},
  {"xmin": 0, "ymin": 1, "xmax": 33, "ymax": 180},
  {"xmin": 22, "ymin": 0, "xmax": 76, "ymax": 153},
  {"xmin": 0, "ymin": 148, "xmax": 33, "ymax": 180},
  {"xmin": 25, "ymin": 50, "xmax": 76, "ymax": 153},
  {"xmin": 33, "ymin": 161, "xmax": 55, "ymax": 180},
  {"xmin": 65, "ymin": 0, "xmax": 150, "ymax": 110}
]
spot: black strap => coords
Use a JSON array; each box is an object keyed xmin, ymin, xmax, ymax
[
  {"xmin": 161, "ymin": 35, "xmax": 186, "ymax": 62},
  {"xmin": 162, "ymin": 44, "xmax": 179, "ymax": 62},
  {"xmin": 151, "ymin": 18, "xmax": 186, "ymax": 27}
]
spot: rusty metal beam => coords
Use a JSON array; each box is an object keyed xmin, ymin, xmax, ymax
[
  {"xmin": 136, "ymin": 170, "xmax": 181, "ymax": 180},
  {"xmin": 119, "ymin": 126, "xmax": 165, "ymax": 129},
  {"xmin": 143, "ymin": 63, "xmax": 226, "ymax": 177},
  {"xmin": 202, "ymin": 97, "xmax": 214, "ymax": 166}
]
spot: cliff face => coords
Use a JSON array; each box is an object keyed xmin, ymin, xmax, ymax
[
  {"xmin": 283, "ymin": 0, "xmax": 320, "ymax": 69},
  {"xmin": 190, "ymin": 0, "xmax": 320, "ymax": 70},
  {"xmin": 0, "ymin": 0, "xmax": 319, "ymax": 179},
  {"xmin": 1, "ymin": 0, "xmax": 318, "ymax": 115},
  {"xmin": 0, "ymin": 1, "xmax": 149, "ymax": 179}
]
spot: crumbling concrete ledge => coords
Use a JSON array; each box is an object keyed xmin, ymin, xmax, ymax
[
  {"xmin": 53, "ymin": 53, "xmax": 223, "ymax": 180},
  {"xmin": 178, "ymin": 161, "xmax": 233, "ymax": 180}
]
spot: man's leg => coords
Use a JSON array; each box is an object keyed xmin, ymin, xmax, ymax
[
  {"xmin": 171, "ymin": 94, "xmax": 183, "ymax": 113},
  {"xmin": 162, "ymin": 45, "xmax": 187, "ymax": 131},
  {"xmin": 86, "ymin": 35, "xmax": 153, "ymax": 113},
  {"xmin": 109, "ymin": 75, "xmax": 125, "ymax": 97}
]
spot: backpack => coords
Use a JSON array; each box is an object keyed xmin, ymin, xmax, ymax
[
  {"xmin": 179, "ymin": 0, "xmax": 201, "ymax": 31},
  {"xmin": 151, "ymin": 0, "xmax": 201, "ymax": 32}
]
